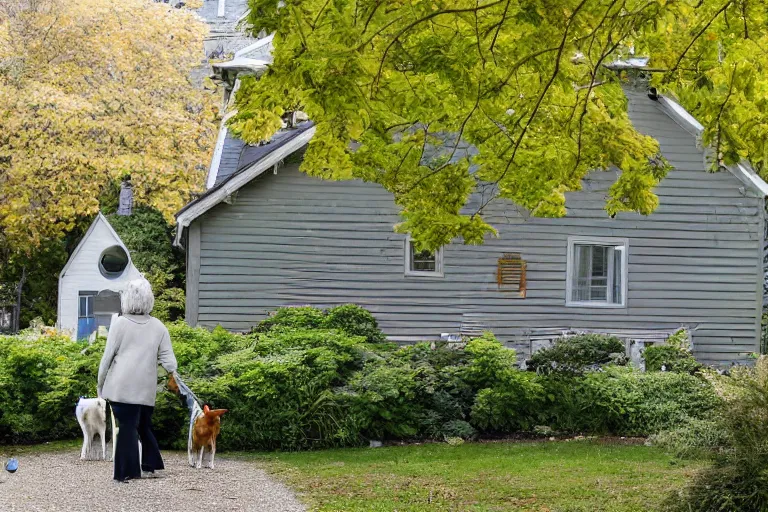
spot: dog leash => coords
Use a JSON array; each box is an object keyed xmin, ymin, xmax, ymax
[{"xmin": 172, "ymin": 372, "xmax": 202, "ymax": 408}]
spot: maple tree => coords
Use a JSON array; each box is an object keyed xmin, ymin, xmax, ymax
[
  {"xmin": 234, "ymin": 0, "xmax": 768, "ymax": 249},
  {"xmin": 0, "ymin": 0, "xmax": 216, "ymax": 254}
]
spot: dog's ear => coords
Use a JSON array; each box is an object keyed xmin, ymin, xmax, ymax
[
  {"xmin": 203, "ymin": 404, "xmax": 210, "ymax": 414},
  {"xmin": 209, "ymin": 409, "xmax": 227, "ymax": 417}
]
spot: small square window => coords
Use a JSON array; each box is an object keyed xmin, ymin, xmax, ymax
[
  {"xmin": 566, "ymin": 237, "xmax": 628, "ymax": 308},
  {"xmin": 405, "ymin": 237, "xmax": 443, "ymax": 277}
]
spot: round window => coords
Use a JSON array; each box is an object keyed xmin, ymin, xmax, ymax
[{"xmin": 99, "ymin": 245, "xmax": 129, "ymax": 279}]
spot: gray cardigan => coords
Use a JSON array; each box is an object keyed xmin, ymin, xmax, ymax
[{"xmin": 97, "ymin": 314, "xmax": 178, "ymax": 407}]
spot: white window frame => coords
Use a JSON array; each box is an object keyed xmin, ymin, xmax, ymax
[
  {"xmin": 404, "ymin": 236, "xmax": 444, "ymax": 278},
  {"xmin": 78, "ymin": 291, "xmax": 96, "ymax": 319},
  {"xmin": 565, "ymin": 236, "xmax": 628, "ymax": 308}
]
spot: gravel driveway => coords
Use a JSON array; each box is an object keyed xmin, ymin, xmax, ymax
[{"xmin": 0, "ymin": 448, "xmax": 306, "ymax": 512}]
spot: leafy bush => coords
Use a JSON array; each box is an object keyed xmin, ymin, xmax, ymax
[
  {"xmin": 461, "ymin": 333, "xmax": 519, "ymax": 388},
  {"xmin": 345, "ymin": 356, "xmax": 424, "ymax": 439},
  {"xmin": 342, "ymin": 334, "xmax": 521, "ymax": 441},
  {"xmin": 470, "ymin": 372, "xmax": 545, "ymax": 432},
  {"xmin": 667, "ymin": 463, "xmax": 768, "ymax": 512},
  {"xmin": 0, "ymin": 330, "xmax": 103, "ymax": 444},
  {"xmin": 255, "ymin": 305, "xmax": 387, "ymax": 344},
  {"xmin": 526, "ymin": 334, "xmax": 626, "ymax": 375},
  {"xmin": 649, "ymin": 418, "xmax": 729, "ymax": 459},
  {"xmin": 540, "ymin": 367, "xmax": 720, "ymax": 436},
  {"xmin": 253, "ymin": 306, "xmax": 328, "ymax": 333},
  {"xmin": 644, "ymin": 329, "xmax": 701, "ymax": 374},
  {"xmin": 0, "ymin": 315, "xmax": 721, "ymax": 453},
  {"xmin": 439, "ymin": 419, "xmax": 477, "ymax": 440},
  {"xmin": 324, "ymin": 304, "xmax": 386, "ymax": 343},
  {"xmin": 666, "ymin": 357, "xmax": 768, "ymax": 511}
]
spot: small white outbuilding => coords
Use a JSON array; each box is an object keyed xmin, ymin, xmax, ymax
[{"xmin": 57, "ymin": 212, "xmax": 141, "ymax": 340}]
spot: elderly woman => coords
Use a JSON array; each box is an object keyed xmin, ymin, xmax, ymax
[{"xmin": 97, "ymin": 278, "xmax": 177, "ymax": 483}]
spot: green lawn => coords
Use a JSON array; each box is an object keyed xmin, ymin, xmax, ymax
[{"xmin": 249, "ymin": 440, "xmax": 702, "ymax": 512}]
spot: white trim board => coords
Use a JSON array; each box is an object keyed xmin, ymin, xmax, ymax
[
  {"xmin": 234, "ymin": 33, "xmax": 274, "ymax": 58},
  {"xmin": 175, "ymin": 125, "xmax": 317, "ymax": 247},
  {"xmin": 205, "ymin": 111, "xmax": 238, "ymax": 190}
]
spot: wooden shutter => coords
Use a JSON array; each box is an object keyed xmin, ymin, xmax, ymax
[{"xmin": 497, "ymin": 253, "xmax": 526, "ymax": 297}]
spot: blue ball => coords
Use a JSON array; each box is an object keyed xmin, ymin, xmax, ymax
[{"xmin": 5, "ymin": 458, "xmax": 18, "ymax": 473}]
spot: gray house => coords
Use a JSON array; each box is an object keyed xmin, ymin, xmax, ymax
[{"xmin": 175, "ymin": 89, "xmax": 768, "ymax": 366}]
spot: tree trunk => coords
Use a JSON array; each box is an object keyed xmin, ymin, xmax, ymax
[{"xmin": 13, "ymin": 268, "xmax": 26, "ymax": 334}]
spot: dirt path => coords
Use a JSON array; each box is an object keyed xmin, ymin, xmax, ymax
[{"xmin": 0, "ymin": 448, "xmax": 306, "ymax": 512}]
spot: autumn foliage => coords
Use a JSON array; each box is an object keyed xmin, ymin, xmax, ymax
[{"xmin": 0, "ymin": 0, "xmax": 217, "ymax": 253}]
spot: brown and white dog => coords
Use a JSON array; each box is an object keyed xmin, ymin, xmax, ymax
[
  {"xmin": 192, "ymin": 405, "xmax": 227, "ymax": 469},
  {"xmin": 168, "ymin": 373, "xmax": 227, "ymax": 468}
]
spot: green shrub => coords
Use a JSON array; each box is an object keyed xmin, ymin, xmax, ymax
[
  {"xmin": 644, "ymin": 329, "xmax": 701, "ymax": 374},
  {"xmin": 253, "ymin": 306, "xmax": 326, "ymax": 332},
  {"xmin": 666, "ymin": 462, "xmax": 768, "ymax": 512},
  {"xmin": 540, "ymin": 367, "xmax": 720, "ymax": 436},
  {"xmin": 0, "ymin": 331, "xmax": 103, "ymax": 444},
  {"xmin": 341, "ymin": 335, "xmax": 518, "ymax": 442},
  {"xmin": 461, "ymin": 333, "xmax": 519, "ymax": 389},
  {"xmin": 649, "ymin": 418, "xmax": 729, "ymax": 459},
  {"xmin": 666, "ymin": 357, "xmax": 768, "ymax": 511},
  {"xmin": 323, "ymin": 304, "xmax": 386, "ymax": 343},
  {"xmin": 439, "ymin": 419, "xmax": 476, "ymax": 440},
  {"xmin": 526, "ymin": 334, "xmax": 626, "ymax": 375},
  {"xmin": 0, "ymin": 320, "xmax": 720, "ymax": 451},
  {"xmin": 195, "ymin": 327, "xmax": 367, "ymax": 450},
  {"xmin": 470, "ymin": 371, "xmax": 546, "ymax": 432},
  {"xmin": 345, "ymin": 357, "xmax": 424, "ymax": 439},
  {"xmin": 254, "ymin": 305, "xmax": 387, "ymax": 344}
]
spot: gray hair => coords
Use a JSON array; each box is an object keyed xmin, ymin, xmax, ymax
[{"xmin": 120, "ymin": 278, "xmax": 155, "ymax": 315}]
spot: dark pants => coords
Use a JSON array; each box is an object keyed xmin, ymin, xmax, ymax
[{"xmin": 109, "ymin": 402, "xmax": 164, "ymax": 481}]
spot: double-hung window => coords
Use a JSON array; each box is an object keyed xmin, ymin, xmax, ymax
[{"xmin": 566, "ymin": 237, "xmax": 628, "ymax": 307}]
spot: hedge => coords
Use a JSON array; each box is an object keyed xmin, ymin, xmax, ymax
[{"xmin": 0, "ymin": 306, "xmax": 721, "ymax": 450}]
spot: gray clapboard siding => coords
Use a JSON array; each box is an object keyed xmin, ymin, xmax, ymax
[{"xmin": 191, "ymin": 91, "xmax": 764, "ymax": 364}]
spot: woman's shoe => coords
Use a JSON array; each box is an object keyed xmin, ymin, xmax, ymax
[{"xmin": 142, "ymin": 470, "xmax": 162, "ymax": 479}]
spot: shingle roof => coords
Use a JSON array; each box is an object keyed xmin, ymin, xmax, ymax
[
  {"xmin": 213, "ymin": 122, "xmax": 315, "ymax": 187},
  {"xmin": 213, "ymin": 131, "xmax": 247, "ymax": 187}
]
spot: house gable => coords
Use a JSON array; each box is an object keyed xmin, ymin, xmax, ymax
[
  {"xmin": 60, "ymin": 213, "xmax": 128, "ymax": 279},
  {"xmin": 57, "ymin": 213, "xmax": 140, "ymax": 337}
]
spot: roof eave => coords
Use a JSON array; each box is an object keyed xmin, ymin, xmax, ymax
[{"xmin": 656, "ymin": 95, "xmax": 768, "ymax": 197}]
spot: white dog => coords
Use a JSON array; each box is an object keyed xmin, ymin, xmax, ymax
[
  {"xmin": 76, "ymin": 398, "xmax": 143, "ymax": 464},
  {"xmin": 75, "ymin": 397, "xmax": 107, "ymax": 460}
]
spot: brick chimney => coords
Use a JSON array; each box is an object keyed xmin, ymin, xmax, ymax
[{"xmin": 117, "ymin": 175, "xmax": 133, "ymax": 216}]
